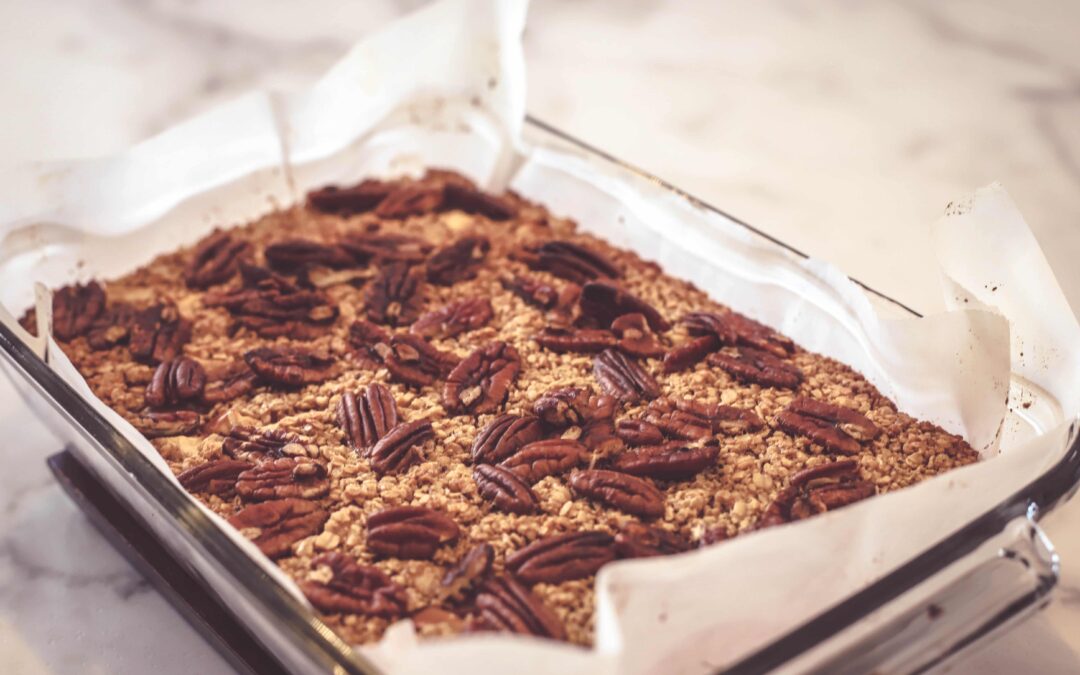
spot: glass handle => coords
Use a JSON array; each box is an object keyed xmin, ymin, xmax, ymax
[{"xmin": 791, "ymin": 504, "xmax": 1059, "ymax": 674}]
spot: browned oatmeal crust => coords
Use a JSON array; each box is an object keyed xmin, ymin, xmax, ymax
[{"xmin": 40, "ymin": 169, "xmax": 979, "ymax": 647}]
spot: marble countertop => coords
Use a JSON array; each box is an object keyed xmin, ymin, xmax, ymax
[{"xmin": 2, "ymin": 1, "xmax": 1079, "ymax": 673}]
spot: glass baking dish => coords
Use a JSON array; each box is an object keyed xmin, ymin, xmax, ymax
[{"xmin": 1, "ymin": 116, "xmax": 1077, "ymax": 674}]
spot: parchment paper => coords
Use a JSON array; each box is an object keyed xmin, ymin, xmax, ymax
[{"xmin": 1, "ymin": 0, "xmax": 1078, "ymax": 672}]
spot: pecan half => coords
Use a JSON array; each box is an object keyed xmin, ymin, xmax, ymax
[
  {"xmin": 475, "ymin": 576, "xmax": 566, "ymax": 640},
  {"xmin": 581, "ymin": 393, "xmax": 623, "ymax": 453},
  {"xmin": 569, "ymin": 469, "xmax": 665, "ymax": 518},
  {"xmin": 307, "ymin": 179, "xmax": 394, "ymax": 215},
  {"xmin": 609, "ymin": 442, "xmax": 718, "ymax": 480},
  {"xmin": 410, "ymin": 297, "xmax": 493, "ymax": 339},
  {"xmin": 235, "ymin": 457, "xmax": 329, "ymax": 502},
  {"xmin": 369, "ymin": 419, "xmax": 433, "ymax": 475},
  {"xmin": 579, "ymin": 281, "xmax": 669, "ymax": 331},
  {"xmin": 176, "ymin": 459, "xmax": 252, "ymax": 496},
  {"xmin": 645, "ymin": 398, "xmax": 764, "ymax": 439},
  {"xmin": 708, "ymin": 347, "xmax": 803, "ymax": 389},
  {"xmin": 300, "ymin": 552, "xmax": 407, "ymax": 618},
  {"xmin": 682, "ymin": 311, "xmax": 738, "ymax": 343},
  {"xmin": 130, "ymin": 303, "xmax": 192, "ymax": 364},
  {"xmin": 426, "ymin": 236, "xmax": 490, "ymax": 285},
  {"xmin": 611, "ymin": 313, "xmax": 666, "ymax": 358},
  {"xmin": 506, "ymin": 531, "xmax": 616, "ymax": 585},
  {"xmin": 366, "ymin": 506, "xmax": 459, "ymax": 560},
  {"xmin": 776, "ymin": 397, "xmax": 880, "ymax": 455},
  {"xmin": 185, "ymin": 231, "xmax": 251, "ymax": 288},
  {"xmin": 374, "ymin": 333, "xmax": 459, "ymax": 388},
  {"xmin": 443, "ymin": 342, "xmax": 521, "ymax": 415},
  {"xmin": 502, "ymin": 275, "xmax": 559, "ymax": 310},
  {"xmin": 204, "ymin": 264, "xmax": 337, "ymax": 337},
  {"xmin": 347, "ymin": 318, "xmax": 391, "ymax": 352},
  {"xmin": 713, "ymin": 405, "xmax": 767, "ymax": 435},
  {"xmin": 86, "ymin": 303, "xmax": 135, "ymax": 350},
  {"xmin": 232, "ymin": 316, "xmax": 329, "ymax": 340},
  {"xmin": 366, "ymin": 261, "xmax": 424, "ymax": 327},
  {"xmin": 614, "ymin": 419, "xmax": 665, "ymax": 446},
  {"xmin": 643, "ymin": 398, "xmax": 711, "ymax": 441},
  {"xmin": 614, "ymin": 523, "xmax": 692, "ymax": 559},
  {"xmin": 51, "ymin": 281, "xmax": 106, "ymax": 341},
  {"xmin": 471, "ymin": 414, "xmax": 544, "ymax": 465},
  {"xmin": 222, "ymin": 426, "xmax": 312, "ymax": 461},
  {"xmin": 203, "ymin": 362, "xmax": 258, "ymax": 404},
  {"xmin": 264, "ymin": 239, "xmax": 355, "ymax": 273},
  {"xmin": 228, "ymin": 498, "xmax": 329, "ymax": 559},
  {"xmin": 684, "ymin": 310, "xmax": 794, "ymax": 357},
  {"xmin": 593, "ymin": 349, "xmax": 660, "ymax": 402},
  {"xmin": 337, "ymin": 383, "xmax": 398, "ymax": 453},
  {"xmin": 375, "ymin": 182, "xmax": 445, "ymax": 219},
  {"xmin": 132, "ymin": 410, "xmax": 201, "ymax": 438},
  {"xmin": 340, "ymin": 232, "xmax": 433, "ymax": 264},
  {"xmin": 532, "ymin": 387, "xmax": 592, "ymax": 428},
  {"xmin": 499, "ymin": 438, "xmax": 585, "ymax": 483},
  {"xmin": 534, "ymin": 327, "xmax": 616, "ymax": 353},
  {"xmin": 522, "ymin": 240, "xmax": 620, "ymax": 284},
  {"xmin": 727, "ymin": 311, "xmax": 795, "ymax": 357},
  {"xmin": 441, "ymin": 543, "xmax": 494, "ymax": 602},
  {"xmin": 662, "ymin": 334, "xmax": 720, "ymax": 373},
  {"xmin": 442, "ymin": 183, "xmax": 516, "ymax": 221},
  {"xmin": 145, "ymin": 356, "xmax": 206, "ymax": 408},
  {"xmin": 473, "ymin": 464, "xmax": 540, "ymax": 514},
  {"xmin": 244, "ymin": 347, "xmax": 337, "ymax": 388},
  {"xmin": 757, "ymin": 459, "xmax": 876, "ymax": 528}
]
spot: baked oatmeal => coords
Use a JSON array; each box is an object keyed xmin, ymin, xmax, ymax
[{"xmin": 29, "ymin": 169, "xmax": 978, "ymax": 645}]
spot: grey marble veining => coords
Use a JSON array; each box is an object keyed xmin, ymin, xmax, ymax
[{"xmin": 1, "ymin": 1, "xmax": 1079, "ymax": 673}]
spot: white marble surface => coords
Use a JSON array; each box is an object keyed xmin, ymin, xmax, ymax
[{"xmin": 1, "ymin": 1, "xmax": 1080, "ymax": 673}]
